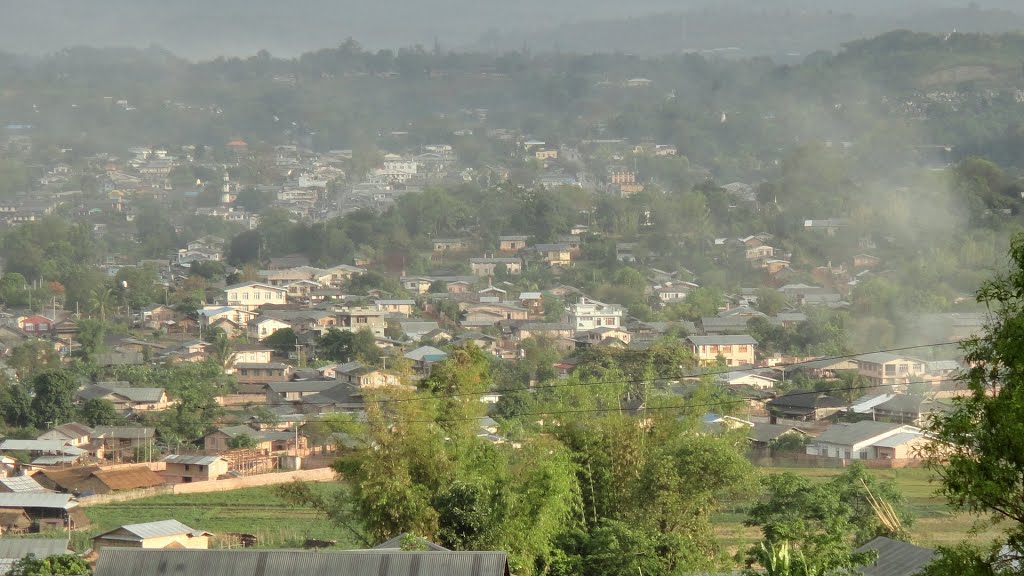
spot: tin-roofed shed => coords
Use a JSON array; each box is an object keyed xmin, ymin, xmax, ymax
[{"xmin": 94, "ymin": 549, "xmax": 510, "ymax": 576}]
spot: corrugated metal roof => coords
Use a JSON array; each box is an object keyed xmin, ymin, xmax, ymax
[
  {"xmin": 94, "ymin": 549, "xmax": 509, "ymax": 576},
  {"xmin": 0, "ymin": 476, "xmax": 51, "ymax": 493},
  {"xmin": 871, "ymin": 431, "xmax": 925, "ymax": 449},
  {"xmin": 0, "ymin": 492, "xmax": 77, "ymax": 510},
  {"xmin": 0, "ymin": 538, "xmax": 69, "ymax": 559},
  {"xmin": 95, "ymin": 519, "xmax": 206, "ymax": 541},
  {"xmin": 855, "ymin": 536, "xmax": 935, "ymax": 576},
  {"xmin": 0, "ymin": 440, "xmax": 68, "ymax": 452},
  {"xmin": 162, "ymin": 454, "xmax": 222, "ymax": 466}
]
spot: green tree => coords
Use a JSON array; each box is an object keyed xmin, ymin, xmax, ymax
[
  {"xmin": 744, "ymin": 463, "xmax": 909, "ymax": 573},
  {"xmin": 207, "ymin": 330, "xmax": 237, "ymax": 372},
  {"xmin": 923, "ymin": 234, "xmax": 1024, "ymax": 571},
  {"xmin": 0, "ymin": 381, "xmax": 33, "ymax": 428},
  {"xmin": 8, "ymin": 340, "xmax": 61, "ymax": 381},
  {"xmin": 80, "ymin": 398, "xmax": 118, "ymax": 427},
  {"xmin": 228, "ymin": 434, "xmax": 259, "ymax": 449},
  {"xmin": 756, "ymin": 287, "xmax": 789, "ymax": 316},
  {"xmin": 30, "ymin": 370, "xmax": 78, "ymax": 429},
  {"xmin": 75, "ymin": 317, "xmax": 106, "ymax": 362},
  {"xmin": 6, "ymin": 554, "xmax": 90, "ymax": 576},
  {"xmin": 262, "ymin": 327, "xmax": 298, "ymax": 354},
  {"xmin": 318, "ymin": 328, "xmax": 380, "ymax": 364}
]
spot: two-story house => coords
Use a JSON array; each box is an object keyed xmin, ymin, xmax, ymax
[
  {"xmin": 854, "ymin": 353, "xmax": 927, "ymax": 388},
  {"xmin": 567, "ymin": 298, "xmax": 624, "ymax": 333},
  {"xmin": 235, "ymin": 363, "xmax": 293, "ymax": 385},
  {"xmin": 686, "ymin": 335, "xmax": 757, "ymax": 366},
  {"xmin": 335, "ymin": 307, "xmax": 387, "ymax": 337},
  {"xmin": 248, "ymin": 317, "xmax": 292, "ymax": 341},
  {"xmin": 535, "ymin": 244, "xmax": 572, "ymax": 268},
  {"xmin": 223, "ymin": 282, "xmax": 287, "ymax": 312}
]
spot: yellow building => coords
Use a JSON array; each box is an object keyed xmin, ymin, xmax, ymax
[{"xmin": 686, "ymin": 335, "xmax": 757, "ymax": 366}]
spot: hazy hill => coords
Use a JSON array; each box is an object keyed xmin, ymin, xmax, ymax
[{"xmin": 2, "ymin": 1, "xmax": 1023, "ymax": 59}]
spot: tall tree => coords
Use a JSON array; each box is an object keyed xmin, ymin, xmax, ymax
[
  {"xmin": 30, "ymin": 370, "xmax": 78, "ymax": 428},
  {"xmin": 924, "ymin": 234, "xmax": 1024, "ymax": 572}
]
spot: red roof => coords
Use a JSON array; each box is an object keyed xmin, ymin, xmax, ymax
[{"xmin": 226, "ymin": 139, "xmax": 248, "ymax": 147}]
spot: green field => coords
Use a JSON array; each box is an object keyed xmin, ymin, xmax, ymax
[
  {"xmin": 72, "ymin": 466, "xmax": 1002, "ymax": 555},
  {"xmin": 76, "ymin": 485, "xmax": 362, "ymax": 552}
]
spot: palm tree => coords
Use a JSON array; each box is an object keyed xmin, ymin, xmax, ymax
[
  {"xmin": 88, "ymin": 287, "xmax": 116, "ymax": 323},
  {"xmin": 207, "ymin": 330, "xmax": 237, "ymax": 373}
]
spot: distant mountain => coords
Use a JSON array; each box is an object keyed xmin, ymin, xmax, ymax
[{"xmin": 0, "ymin": 1, "xmax": 1022, "ymax": 59}]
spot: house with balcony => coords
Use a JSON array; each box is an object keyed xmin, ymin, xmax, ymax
[{"xmin": 567, "ymin": 298, "xmax": 624, "ymax": 333}]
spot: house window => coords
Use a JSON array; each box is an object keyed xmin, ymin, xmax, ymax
[
  {"xmin": 38, "ymin": 323, "xmax": 48, "ymax": 331},
  {"xmin": 184, "ymin": 464, "xmax": 190, "ymax": 471},
  {"xmin": 23, "ymin": 323, "xmax": 33, "ymax": 331},
  {"xmin": 898, "ymin": 364, "xmax": 909, "ymax": 375},
  {"xmin": 884, "ymin": 365, "xmax": 896, "ymax": 376},
  {"xmin": 738, "ymin": 346, "xmax": 749, "ymax": 352},
  {"xmin": 721, "ymin": 345, "xmax": 733, "ymax": 353},
  {"xmin": 859, "ymin": 450, "xmax": 868, "ymax": 459},
  {"xmin": 243, "ymin": 293, "xmax": 249, "ymax": 300},
  {"xmin": 709, "ymin": 345, "xmax": 719, "ymax": 353}
]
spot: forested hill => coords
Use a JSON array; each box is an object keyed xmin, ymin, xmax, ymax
[{"xmin": 4, "ymin": 31, "xmax": 1024, "ymax": 174}]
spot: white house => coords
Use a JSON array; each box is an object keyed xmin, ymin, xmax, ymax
[
  {"xmin": 567, "ymin": 298, "xmax": 625, "ymax": 333},
  {"xmin": 223, "ymin": 282, "xmax": 287, "ymax": 311},
  {"xmin": 807, "ymin": 421, "xmax": 921, "ymax": 460}
]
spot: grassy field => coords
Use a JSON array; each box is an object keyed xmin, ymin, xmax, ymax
[
  {"xmin": 715, "ymin": 466, "xmax": 1004, "ymax": 555},
  {"xmin": 70, "ymin": 466, "xmax": 1000, "ymax": 555},
  {"xmin": 76, "ymin": 484, "xmax": 362, "ymax": 552}
]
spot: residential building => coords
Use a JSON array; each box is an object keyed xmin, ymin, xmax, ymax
[
  {"xmin": 854, "ymin": 353, "xmax": 927, "ymax": 388},
  {"xmin": 234, "ymin": 363, "xmax": 292, "ymax": 385},
  {"xmin": 334, "ymin": 307, "xmax": 387, "ymax": 337},
  {"xmin": 91, "ymin": 426, "xmax": 156, "ymax": 462},
  {"xmin": 567, "ymin": 298, "xmax": 624, "ymax": 332},
  {"xmin": 469, "ymin": 257, "xmax": 522, "ymax": 277},
  {"xmin": 92, "ymin": 519, "xmax": 212, "ymax": 550},
  {"xmin": 375, "ymin": 299, "xmax": 416, "ymax": 316},
  {"xmin": 37, "ymin": 423, "xmax": 94, "ymax": 448},
  {"xmin": 686, "ymin": 335, "xmax": 757, "ymax": 366},
  {"xmin": 161, "ymin": 455, "xmax": 229, "ymax": 483},
  {"xmin": 36, "ymin": 466, "xmax": 165, "ymax": 495},
  {"xmin": 76, "ymin": 385, "xmax": 171, "ymax": 413},
  {"xmin": 337, "ymin": 365, "xmax": 403, "ymax": 389},
  {"xmin": 432, "ymin": 238, "xmax": 471, "ymax": 252},
  {"xmin": 807, "ymin": 421, "xmax": 924, "ymax": 460},
  {"xmin": 223, "ymin": 282, "xmax": 287, "ymax": 311},
  {"xmin": 498, "ymin": 235, "xmax": 529, "ymax": 252},
  {"xmin": 248, "ymin": 317, "xmax": 292, "ymax": 341},
  {"xmin": 535, "ymin": 244, "xmax": 572, "ymax": 267},
  {"xmin": 18, "ymin": 315, "xmax": 53, "ymax": 337},
  {"xmin": 767, "ymin": 392, "xmax": 846, "ymax": 422},
  {"xmin": 232, "ymin": 344, "xmax": 274, "ymax": 366}
]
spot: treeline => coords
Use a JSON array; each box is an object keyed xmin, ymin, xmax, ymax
[{"xmin": 7, "ymin": 32, "xmax": 1024, "ymax": 175}]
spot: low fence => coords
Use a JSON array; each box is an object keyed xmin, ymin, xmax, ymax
[
  {"xmin": 78, "ymin": 468, "xmax": 336, "ymax": 506},
  {"xmin": 750, "ymin": 454, "xmax": 926, "ymax": 469}
]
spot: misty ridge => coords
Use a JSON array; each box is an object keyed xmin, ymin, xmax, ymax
[{"xmin": 3, "ymin": 0, "xmax": 1024, "ymax": 58}]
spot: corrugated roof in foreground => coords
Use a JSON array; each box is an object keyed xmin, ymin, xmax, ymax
[
  {"xmin": 0, "ymin": 538, "xmax": 69, "ymax": 559},
  {"xmin": 94, "ymin": 549, "xmax": 510, "ymax": 576}
]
